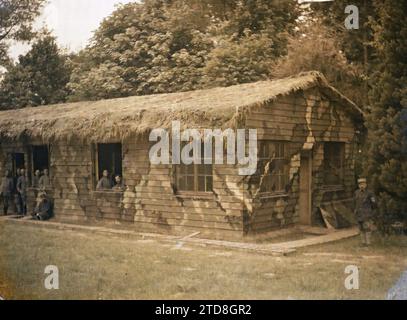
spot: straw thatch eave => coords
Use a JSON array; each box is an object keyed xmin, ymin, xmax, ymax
[{"xmin": 0, "ymin": 71, "xmax": 363, "ymax": 143}]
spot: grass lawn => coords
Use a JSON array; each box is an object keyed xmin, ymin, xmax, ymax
[{"xmin": 0, "ymin": 220, "xmax": 406, "ymax": 300}]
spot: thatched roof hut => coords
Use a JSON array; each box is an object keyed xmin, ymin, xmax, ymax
[
  {"xmin": 0, "ymin": 71, "xmax": 364, "ymax": 239},
  {"xmin": 0, "ymin": 71, "xmax": 363, "ymax": 143}
]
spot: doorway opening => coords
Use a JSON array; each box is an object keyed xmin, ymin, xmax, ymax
[
  {"xmin": 299, "ymin": 150, "xmax": 312, "ymax": 225},
  {"xmin": 11, "ymin": 153, "xmax": 25, "ymax": 176}
]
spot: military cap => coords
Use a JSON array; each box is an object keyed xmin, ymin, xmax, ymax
[{"xmin": 358, "ymin": 178, "xmax": 367, "ymax": 184}]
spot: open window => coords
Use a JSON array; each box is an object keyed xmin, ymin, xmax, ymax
[
  {"xmin": 174, "ymin": 144, "xmax": 213, "ymax": 193},
  {"xmin": 323, "ymin": 142, "xmax": 345, "ymax": 186},
  {"xmin": 254, "ymin": 141, "xmax": 290, "ymax": 194},
  {"xmin": 94, "ymin": 143, "xmax": 123, "ymax": 190}
]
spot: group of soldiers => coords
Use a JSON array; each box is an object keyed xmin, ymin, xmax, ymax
[
  {"xmin": 96, "ymin": 170, "xmax": 125, "ymax": 191},
  {"xmin": 0, "ymin": 168, "xmax": 52, "ymax": 220},
  {"xmin": 0, "ymin": 166, "xmax": 380, "ymax": 246},
  {"xmin": 32, "ymin": 169, "xmax": 51, "ymax": 189}
]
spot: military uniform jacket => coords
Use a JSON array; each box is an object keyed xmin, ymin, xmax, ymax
[
  {"xmin": 34, "ymin": 199, "xmax": 51, "ymax": 217},
  {"xmin": 354, "ymin": 189, "xmax": 377, "ymax": 222},
  {"xmin": 1, "ymin": 177, "xmax": 14, "ymax": 196},
  {"xmin": 96, "ymin": 177, "xmax": 112, "ymax": 190},
  {"xmin": 17, "ymin": 176, "xmax": 28, "ymax": 195},
  {"xmin": 39, "ymin": 175, "xmax": 51, "ymax": 189},
  {"xmin": 33, "ymin": 176, "xmax": 40, "ymax": 188}
]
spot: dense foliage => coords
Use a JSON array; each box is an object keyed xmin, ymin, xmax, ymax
[
  {"xmin": 365, "ymin": 0, "xmax": 407, "ymax": 221},
  {"xmin": 0, "ymin": 33, "xmax": 72, "ymax": 109},
  {"xmin": 0, "ymin": 0, "xmax": 46, "ymax": 67},
  {"xmin": 68, "ymin": 0, "xmax": 299, "ymax": 100}
]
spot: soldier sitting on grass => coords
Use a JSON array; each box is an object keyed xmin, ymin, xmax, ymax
[
  {"xmin": 354, "ymin": 178, "xmax": 378, "ymax": 247},
  {"xmin": 32, "ymin": 192, "xmax": 52, "ymax": 221}
]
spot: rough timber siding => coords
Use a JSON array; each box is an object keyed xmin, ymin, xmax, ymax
[
  {"xmin": 49, "ymin": 140, "xmax": 137, "ymax": 224},
  {"xmin": 133, "ymin": 139, "xmax": 245, "ymax": 240},
  {"xmin": 0, "ymin": 86, "xmax": 360, "ymax": 240},
  {"xmin": 15, "ymin": 138, "xmax": 242, "ymax": 240},
  {"xmin": 243, "ymin": 88, "xmax": 358, "ymax": 234}
]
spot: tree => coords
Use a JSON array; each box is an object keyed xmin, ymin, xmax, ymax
[
  {"xmin": 310, "ymin": 0, "xmax": 376, "ymax": 70},
  {"xmin": 68, "ymin": 0, "xmax": 299, "ymax": 101},
  {"xmin": 68, "ymin": 0, "xmax": 213, "ymax": 101},
  {"xmin": 0, "ymin": 0, "xmax": 46, "ymax": 65},
  {"xmin": 203, "ymin": 31, "xmax": 275, "ymax": 87},
  {"xmin": 203, "ymin": 0, "xmax": 299, "ymax": 86},
  {"xmin": 310, "ymin": 0, "xmax": 377, "ymax": 105},
  {"xmin": 366, "ymin": 0, "xmax": 407, "ymax": 222},
  {"xmin": 0, "ymin": 32, "xmax": 72, "ymax": 110},
  {"xmin": 271, "ymin": 22, "xmax": 364, "ymax": 107}
]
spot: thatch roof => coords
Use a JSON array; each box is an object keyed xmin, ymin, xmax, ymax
[{"xmin": 0, "ymin": 71, "xmax": 363, "ymax": 142}]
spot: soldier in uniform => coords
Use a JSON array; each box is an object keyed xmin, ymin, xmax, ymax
[
  {"xmin": 354, "ymin": 178, "xmax": 377, "ymax": 246},
  {"xmin": 39, "ymin": 169, "xmax": 51, "ymax": 189},
  {"xmin": 112, "ymin": 175, "xmax": 125, "ymax": 191},
  {"xmin": 16, "ymin": 168, "xmax": 28, "ymax": 216},
  {"xmin": 32, "ymin": 192, "xmax": 52, "ymax": 221},
  {"xmin": 0, "ymin": 170, "xmax": 14, "ymax": 216},
  {"xmin": 14, "ymin": 168, "xmax": 22, "ymax": 214},
  {"xmin": 96, "ymin": 170, "xmax": 112, "ymax": 190},
  {"xmin": 33, "ymin": 169, "xmax": 41, "ymax": 188}
]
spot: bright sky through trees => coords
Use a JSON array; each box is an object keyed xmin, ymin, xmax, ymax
[{"xmin": 10, "ymin": 0, "xmax": 135, "ymax": 59}]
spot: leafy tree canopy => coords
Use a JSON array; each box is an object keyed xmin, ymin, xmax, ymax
[
  {"xmin": 0, "ymin": 31, "xmax": 73, "ymax": 110},
  {"xmin": 0, "ymin": 0, "xmax": 46, "ymax": 66},
  {"xmin": 68, "ymin": 0, "xmax": 299, "ymax": 101}
]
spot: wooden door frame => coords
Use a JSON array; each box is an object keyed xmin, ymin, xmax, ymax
[{"xmin": 299, "ymin": 150, "xmax": 313, "ymax": 225}]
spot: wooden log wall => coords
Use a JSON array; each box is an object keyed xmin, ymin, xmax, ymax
[
  {"xmin": 243, "ymin": 88, "xmax": 359, "ymax": 234},
  {"xmin": 0, "ymin": 87, "xmax": 361, "ymax": 239}
]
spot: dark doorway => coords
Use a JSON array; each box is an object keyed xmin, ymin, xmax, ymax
[
  {"xmin": 299, "ymin": 150, "xmax": 312, "ymax": 225},
  {"xmin": 12, "ymin": 153, "xmax": 25, "ymax": 176}
]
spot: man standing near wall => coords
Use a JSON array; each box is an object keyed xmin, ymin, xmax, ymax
[
  {"xmin": 16, "ymin": 169, "xmax": 28, "ymax": 216},
  {"xmin": 33, "ymin": 169, "xmax": 41, "ymax": 188},
  {"xmin": 39, "ymin": 169, "xmax": 51, "ymax": 189},
  {"xmin": 354, "ymin": 178, "xmax": 378, "ymax": 247},
  {"xmin": 14, "ymin": 169, "xmax": 21, "ymax": 214},
  {"xmin": 0, "ymin": 170, "xmax": 14, "ymax": 216}
]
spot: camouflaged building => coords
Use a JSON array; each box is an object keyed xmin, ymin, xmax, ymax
[{"xmin": 0, "ymin": 72, "xmax": 364, "ymax": 240}]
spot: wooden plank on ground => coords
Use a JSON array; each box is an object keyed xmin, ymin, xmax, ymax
[
  {"xmin": 265, "ymin": 227, "xmax": 359, "ymax": 251},
  {"xmin": 2, "ymin": 217, "xmax": 359, "ymax": 256}
]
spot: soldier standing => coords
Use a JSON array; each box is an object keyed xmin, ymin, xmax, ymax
[
  {"xmin": 14, "ymin": 168, "xmax": 22, "ymax": 214},
  {"xmin": 17, "ymin": 168, "xmax": 28, "ymax": 216},
  {"xmin": 0, "ymin": 170, "xmax": 14, "ymax": 216},
  {"xmin": 39, "ymin": 169, "xmax": 51, "ymax": 189},
  {"xmin": 33, "ymin": 169, "xmax": 41, "ymax": 188},
  {"xmin": 354, "ymin": 178, "xmax": 377, "ymax": 246}
]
